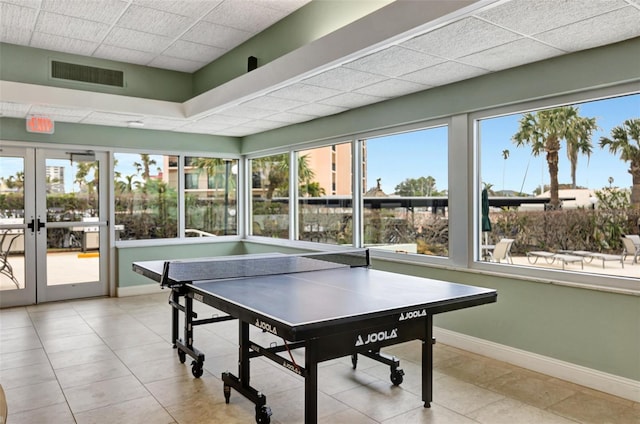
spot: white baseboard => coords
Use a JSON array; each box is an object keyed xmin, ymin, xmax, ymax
[
  {"xmin": 434, "ymin": 327, "xmax": 639, "ymax": 403},
  {"xmin": 117, "ymin": 284, "xmax": 164, "ymax": 297}
]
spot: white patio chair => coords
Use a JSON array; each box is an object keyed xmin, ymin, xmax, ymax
[
  {"xmin": 489, "ymin": 238, "xmax": 515, "ymax": 264},
  {"xmin": 621, "ymin": 236, "xmax": 639, "ymax": 264}
]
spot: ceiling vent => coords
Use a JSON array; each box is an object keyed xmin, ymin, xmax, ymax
[{"xmin": 51, "ymin": 60, "xmax": 124, "ymax": 87}]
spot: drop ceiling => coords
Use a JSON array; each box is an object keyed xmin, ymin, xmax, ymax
[{"xmin": 1, "ymin": 0, "xmax": 639, "ymax": 138}]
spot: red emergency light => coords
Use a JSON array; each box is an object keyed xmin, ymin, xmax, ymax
[{"xmin": 26, "ymin": 115, "xmax": 55, "ymax": 134}]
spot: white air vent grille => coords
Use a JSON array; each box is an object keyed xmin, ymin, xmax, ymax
[{"xmin": 51, "ymin": 61, "xmax": 124, "ymax": 87}]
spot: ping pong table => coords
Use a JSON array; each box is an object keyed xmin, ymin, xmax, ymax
[{"xmin": 133, "ymin": 249, "xmax": 497, "ymax": 424}]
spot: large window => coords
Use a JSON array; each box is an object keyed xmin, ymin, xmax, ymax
[
  {"xmin": 364, "ymin": 126, "xmax": 449, "ymax": 256},
  {"xmin": 478, "ymin": 93, "xmax": 639, "ymax": 278},
  {"xmin": 297, "ymin": 142, "xmax": 353, "ymax": 245},
  {"xmin": 184, "ymin": 157, "xmax": 238, "ymax": 237},
  {"xmin": 114, "ymin": 153, "xmax": 178, "ymax": 240},
  {"xmin": 114, "ymin": 153, "xmax": 238, "ymax": 240},
  {"xmin": 250, "ymin": 154, "xmax": 290, "ymax": 239}
]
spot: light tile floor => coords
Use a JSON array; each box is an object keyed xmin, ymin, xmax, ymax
[{"xmin": 1, "ymin": 293, "xmax": 638, "ymax": 424}]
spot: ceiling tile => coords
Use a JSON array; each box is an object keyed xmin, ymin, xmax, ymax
[
  {"xmin": 162, "ymin": 40, "xmax": 226, "ymax": 63},
  {"xmin": 176, "ymin": 121, "xmax": 232, "ymax": 133},
  {"xmin": 477, "ymin": 0, "xmax": 628, "ymax": 36},
  {"xmin": 197, "ymin": 114, "xmax": 251, "ymax": 126},
  {"xmin": 31, "ymin": 32, "xmax": 99, "ymax": 56},
  {"xmin": 102, "ymin": 26, "xmax": 172, "ymax": 54},
  {"xmin": 534, "ymin": 6, "xmax": 640, "ymax": 52},
  {"xmin": 40, "ymin": 0, "xmax": 129, "ymax": 24},
  {"xmin": 401, "ymin": 17, "xmax": 521, "ymax": 59},
  {"xmin": 82, "ymin": 111, "xmax": 144, "ymax": 123},
  {"xmin": 1, "ymin": 2, "xmax": 38, "ymax": 31},
  {"xmin": 268, "ymin": 84, "xmax": 342, "ymax": 102},
  {"xmin": 344, "ymin": 46, "xmax": 446, "ymax": 77},
  {"xmin": 400, "ymin": 61, "xmax": 489, "ymax": 87},
  {"xmin": 2, "ymin": 0, "xmax": 41, "ymax": 8},
  {"xmin": 35, "ymin": 11, "xmax": 110, "ymax": 42},
  {"xmin": 215, "ymin": 127, "xmax": 254, "ymax": 137},
  {"xmin": 0, "ymin": 102, "xmax": 31, "ymax": 118},
  {"xmin": 116, "ymin": 4, "xmax": 192, "ymax": 38},
  {"xmin": 302, "ymin": 67, "xmax": 387, "ymax": 92},
  {"xmin": 355, "ymin": 79, "xmax": 429, "ymax": 98},
  {"xmin": 148, "ymin": 55, "xmax": 206, "ymax": 73},
  {"xmin": 203, "ymin": 0, "xmax": 288, "ymax": 33},
  {"xmin": 93, "ymin": 44, "xmax": 156, "ymax": 65},
  {"xmin": 258, "ymin": 0, "xmax": 312, "ymax": 13},
  {"xmin": 182, "ymin": 21, "xmax": 252, "ymax": 49},
  {"xmin": 0, "ymin": 27, "xmax": 33, "ymax": 45},
  {"xmin": 266, "ymin": 111, "xmax": 315, "ymax": 124},
  {"xmin": 288, "ymin": 103, "xmax": 347, "ymax": 117},
  {"xmin": 239, "ymin": 96, "xmax": 307, "ymax": 112},
  {"xmin": 459, "ymin": 38, "xmax": 564, "ymax": 72},
  {"xmin": 321, "ymin": 92, "xmax": 387, "ymax": 109},
  {"xmin": 28, "ymin": 105, "xmax": 93, "ymax": 123},
  {"xmin": 136, "ymin": 117, "xmax": 188, "ymax": 131},
  {"xmin": 237, "ymin": 119, "xmax": 286, "ymax": 131},
  {"xmin": 133, "ymin": 0, "xmax": 221, "ymax": 18},
  {"xmin": 217, "ymin": 105, "xmax": 274, "ymax": 119}
]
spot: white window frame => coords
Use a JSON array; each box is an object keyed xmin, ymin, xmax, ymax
[{"xmin": 470, "ymin": 82, "xmax": 640, "ymax": 293}]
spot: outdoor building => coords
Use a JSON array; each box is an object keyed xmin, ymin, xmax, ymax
[{"xmin": 45, "ymin": 165, "xmax": 64, "ymax": 194}]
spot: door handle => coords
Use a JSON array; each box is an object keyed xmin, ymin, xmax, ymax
[{"xmin": 27, "ymin": 218, "xmax": 46, "ymax": 233}]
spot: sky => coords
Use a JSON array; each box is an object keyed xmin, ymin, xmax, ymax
[
  {"xmin": 366, "ymin": 93, "xmax": 639, "ymax": 196},
  {"xmin": 366, "ymin": 126, "xmax": 449, "ymax": 194}
]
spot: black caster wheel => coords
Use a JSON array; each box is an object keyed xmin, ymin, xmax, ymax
[
  {"xmin": 255, "ymin": 405, "xmax": 272, "ymax": 424},
  {"xmin": 390, "ymin": 369, "xmax": 404, "ymax": 386},
  {"xmin": 223, "ymin": 384, "xmax": 231, "ymax": 404},
  {"xmin": 191, "ymin": 360, "xmax": 204, "ymax": 378},
  {"xmin": 177, "ymin": 349, "xmax": 186, "ymax": 363}
]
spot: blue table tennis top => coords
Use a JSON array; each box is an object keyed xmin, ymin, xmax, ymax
[{"xmin": 190, "ymin": 266, "xmax": 495, "ymax": 330}]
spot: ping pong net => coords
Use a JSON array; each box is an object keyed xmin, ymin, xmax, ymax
[{"xmin": 160, "ymin": 248, "xmax": 370, "ymax": 287}]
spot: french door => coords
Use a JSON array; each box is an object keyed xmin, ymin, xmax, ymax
[{"xmin": 0, "ymin": 146, "xmax": 109, "ymax": 307}]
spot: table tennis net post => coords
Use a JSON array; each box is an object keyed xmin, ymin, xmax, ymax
[{"xmin": 160, "ymin": 248, "xmax": 370, "ymax": 287}]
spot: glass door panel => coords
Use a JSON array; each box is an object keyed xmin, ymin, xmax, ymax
[
  {"xmin": 0, "ymin": 148, "xmax": 35, "ymax": 307},
  {"xmin": 37, "ymin": 151, "xmax": 108, "ymax": 302},
  {"xmin": 44, "ymin": 156, "xmax": 101, "ymax": 288}
]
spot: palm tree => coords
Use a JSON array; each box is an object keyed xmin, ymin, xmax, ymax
[
  {"xmin": 501, "ymin": 149, "xmax": 509, "ymax": 192},
  {"xmin": 513, "ymin": 106, "xmax": 598, "ymax": 209},
  {"xmin": 133, "ymin": 154, "xmax": 157, "ymax": 181},
  {"xmin": 255, "ymin": 154, "xmax": 315, "ymax": 199},
  {"xmin": 599, "ymin": 118, "xmax": 640, "ymax": 209}
]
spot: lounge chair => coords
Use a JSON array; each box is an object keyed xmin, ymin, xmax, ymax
[
  {"xmin": 565, "ymin": 250, "xmax": 623, "ymax": 269},
  {"xmin": 621, "ymin": 236, "xmax": 639, "ymax": 264},
  {"xmin": 489, "ymin": 238, "xmax": 514, "ymax": 264},
  {"xmin": 526, "ymin": 250, "xmax": 584, "ymax": 270}
]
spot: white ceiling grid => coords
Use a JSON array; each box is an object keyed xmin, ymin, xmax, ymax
[{"xmin": 1, "ymin": 0, "xmax": 639, "ymax": 138}]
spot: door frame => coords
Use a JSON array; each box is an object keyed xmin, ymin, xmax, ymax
[{"xmin": 0, "ymin": 145, "xmax": 112, "ymax": 307}]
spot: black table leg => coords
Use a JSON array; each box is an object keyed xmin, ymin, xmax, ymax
[
  {"xmin": 423, "ymin": 314, "xmax": 433, "ymax": 408},
  {"xmin": 171, "ymin": 290, "xmax": 179, "ymax": 348},
  {"xmin": 305, "ymin": 338, "xmax": 319, "ymax": 424},
  {"xmin": 239, "ymin": 321, "xmax": 250, "ymax": 386}
]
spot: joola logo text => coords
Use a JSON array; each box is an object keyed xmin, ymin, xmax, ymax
[
  {"xmin": 282, "ymin": 361, "xmax": 302, "ymax": 375},
  {"xmin": 355, "ymin": 328, "xmax": 398, "ymax": 346},
  {"xmin": 254, "ymin": 319, "xmax": 278, "ymax": 335},
  {"xmin": 399, "ymin": 309, "xmax": 427, "ymax": 321}
]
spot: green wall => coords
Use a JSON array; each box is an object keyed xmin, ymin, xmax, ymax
[
  {"xmin": 192, "ymin": 0, "xmax": 391, "ymax": 95},
  {"xmin": 0, "ymin": 117, "xmax": 241, "ymax": 153},
  {"xmin": 374, "ymin": 258, "xmax": 640, "ymax": 381},
  {"xmin": 117, "ymin": 241, "xmax": 246, "ymax": 287},
  {"xmin": 0, "ymin": 43, "xmax": 193, "ymax": 102}
]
